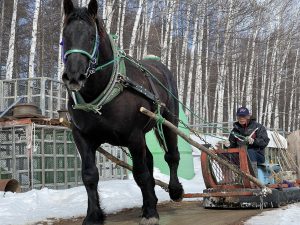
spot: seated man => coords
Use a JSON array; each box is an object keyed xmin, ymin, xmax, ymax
[{"xmin": 225, "ymin": 107, "xmax": 270, "ymax": 164}]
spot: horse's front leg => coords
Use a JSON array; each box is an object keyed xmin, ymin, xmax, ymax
[
  {"xmin": 129, "ymin": 131, "xmax": 159, "ymax": 225},
  {"xmin": 72, "ymin": 127, "xmax": 105, "ymax": 225}
]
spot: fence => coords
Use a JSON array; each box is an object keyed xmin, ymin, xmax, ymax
[
  {"xmin": 0, "ymin": 77, "xmax": 68, "ymax": 118},
  {"xmin": 0, "ymin": 120, "xmax": 128, "ymax": 192}
]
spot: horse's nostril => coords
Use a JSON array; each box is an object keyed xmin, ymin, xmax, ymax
[
  {"xmin": 62, "ymin": 73, "xmax": 69, "ymax": 81},
  {"xmin": 79, "ymin": 74, "xmax": 86, "ymax": 81}
]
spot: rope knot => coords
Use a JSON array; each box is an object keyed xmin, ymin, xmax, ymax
[{"xmin": 156, "ymin": 114, "xmax": 165, "ymax": 125}]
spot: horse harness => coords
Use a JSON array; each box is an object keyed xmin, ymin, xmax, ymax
[{"xmin": 64, "ymin": 33, "xmax": 163, "ymax": 115}]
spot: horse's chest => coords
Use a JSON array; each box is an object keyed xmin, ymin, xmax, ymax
[
  {"xmin": 70, "ymin": 108, "xmax": 128, "ymax": 142},
  {"xmin": 72, "ymin": 112, "xmax": 108, "ymax": 132}
]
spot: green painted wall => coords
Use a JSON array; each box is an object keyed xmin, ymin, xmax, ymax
[{"xmin": 145, "ymin": 106, "xmax": 195, "ymax": 180}]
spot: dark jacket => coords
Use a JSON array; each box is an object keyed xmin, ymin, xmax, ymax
[{"xmin": 229, "ymin": 119, "xmax": 270, "ymax": 155}]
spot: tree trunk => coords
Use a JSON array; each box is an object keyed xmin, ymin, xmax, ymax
[
  {"xmin": 245, "ymin": 28, "xmax": 259, "ymax": 107},
  {"xmin": 105, "ymin": 0, "xmax": 116, "ymax": 34},
  {"xmin": 119, "ymin": 0, "xmax": 126, "ymax": 50},
  {"xmin": 179, "ymin": 4, "xmax": 191, "ymax": 103},
  {"xmin": 259, "ymin": 37, "xmax": 270, "ymax": 125},
  {"xmin": 288, "ymin": 49, "xmax": 298, "ymax": 131},
  {"xmin": 142, "ymin": 1, "xmax": 155, "ymax": 57},
  {"xmin": 129, "ymin": 0, "xmax": 143, "ymax": 56},
  {"xmin": 57, "ymin": 0, "xmax": 64, "ymax": 81},
  {"xmin": 5, "ymin": 0, "xmax": 18, "ymax": 80},
  {"xmin": 0, "ymin": 0, "xmax": 5, "ymax": 79},
  {"xmin": 186, "ymin": 14, "xmax": 199, "ymax": 113},
  {"xmin": 161, "ymin": 0, "xmax": 175, "ymax": 64},
  {"xmin": 215, "ymin": 0, "xmax": 233, "ymax": 130},
  {"xmin": 28, "ymin": 0, "xmax": 41, "ymax": 79},
  {"xmin": 265, "ymin": 35, "xmax": 279, "ymax": 127}
]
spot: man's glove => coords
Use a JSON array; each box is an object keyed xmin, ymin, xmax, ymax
[{"xmin": 245, "ymin": 136, "xmax": 255, "ymax": 145}]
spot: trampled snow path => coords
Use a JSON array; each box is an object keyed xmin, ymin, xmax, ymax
[{"xmin": 0, "ymin": 157, "xmax": 205, "ymax": 225}]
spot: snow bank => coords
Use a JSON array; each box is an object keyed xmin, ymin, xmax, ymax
[
  {"xmin": 245, "ymin": 202, "xmax": 300, "ymax": 225},
  {"xmin": 0, "ymin": 157, "xmax": 205, "ymax": 225}
]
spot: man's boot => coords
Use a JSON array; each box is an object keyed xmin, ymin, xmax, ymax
[{"xmin": 251, "ymin": 161, "xmax": 258, "ymax": 177}]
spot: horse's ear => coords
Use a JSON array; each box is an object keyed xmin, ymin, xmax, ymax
[
  {"xmin": 64, "ymin": 0, "xmax": 74, "ymax": 15},
  {"xmin": 88, "ymin": 0, "xmax": 98, "ymax": 18}
]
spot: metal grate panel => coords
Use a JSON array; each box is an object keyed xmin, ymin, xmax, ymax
[
  {"xmin": 0, "ymin": 78, "xmax": 68, "ymax": 118},
  {"xmin": 208, "ymin": 152, "xmax": 244, "ymax": 185},
  {"xmin": 0, "ymin": 123, "xmax": 128, "ymax": 191}
]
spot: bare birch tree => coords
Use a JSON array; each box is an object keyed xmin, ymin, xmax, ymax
[
  {"xmin": 28, "ymin": 0, "xmax": 41, "ymax": 79},
  {"xmin": 129, "ymin": 0, "xmax": 144, "ymax": 56},
  {"xmin": 0, "ymin": 0, "xmax": 5, "ymax": 78},
  {"xmin": 5, "ymin": 0, "xmax": 18, "ymax": 80}
]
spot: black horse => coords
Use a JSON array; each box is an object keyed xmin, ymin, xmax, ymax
[{"xmin": 62, "ymin": 0, "xmax": 183, "ymax": 224}]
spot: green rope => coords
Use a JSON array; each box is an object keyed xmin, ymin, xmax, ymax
[
  {"xmin": 73, "ymin": 103, "xmax": 101, "ymax": 114},
  {"xmin": 95, "ymin": 56, "xmax": 122, "ymax": 72},
  {"xmin": 155, "ymin": 105, "xmax": 168, "ymax": 152}
]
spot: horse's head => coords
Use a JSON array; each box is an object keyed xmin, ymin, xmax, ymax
[{"xmin": 62, "ymin": 0, "xmax": 99, "ymax": 91}]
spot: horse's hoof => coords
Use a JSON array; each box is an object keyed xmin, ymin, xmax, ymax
[
  {"xmin": 139, "ymin": 217, "xmax": 159, "ymax": 225},
  {"xmin": 82, "ymin": 210, "xmax": 106, "ymax": 225},
  {"xmin": 82, "ymin": 219, "xmax": 105, "ymax": 225},
  {"xmin": 83, "ymin": 219, "xmax": 104, "ymax": 225},
  {"xmin": 169, "ymin": 183, "xmax": 184, "ymax": 202}
]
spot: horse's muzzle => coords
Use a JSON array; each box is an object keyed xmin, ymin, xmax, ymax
[{"xmin": 62, "ymin": 72, "xmax": 86, "ymax": 91}]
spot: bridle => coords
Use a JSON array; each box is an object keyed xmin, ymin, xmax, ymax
[{"xmin": 62, "ymin": 27, "xmax": 100, "ymax": 78}]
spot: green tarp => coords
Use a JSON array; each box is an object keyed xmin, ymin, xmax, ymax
[{"xmin": 145, "ymin": 106, "xmax": 195, "ymax": 180}]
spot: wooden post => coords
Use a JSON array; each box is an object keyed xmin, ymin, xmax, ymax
[{"xmin": 140, "ymin": 107, "xmax": 271, "ymax": 192}]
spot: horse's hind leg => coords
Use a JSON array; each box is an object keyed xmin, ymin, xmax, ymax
[
  {"xmin": 128, "ymin": 131, "xmax": 159, "ymax": 225},
  {"xmin": 161, "ymin": 114, "xmax": 184, "ymax": 201}
]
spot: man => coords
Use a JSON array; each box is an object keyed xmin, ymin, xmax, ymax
[{"xmin": 225, "ymin": 107, "xmax": 270, "ymax": 164}]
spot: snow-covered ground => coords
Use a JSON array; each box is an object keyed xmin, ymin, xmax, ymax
[
  {"xmin": 1, "ymin": 151, "xmax": 300, "ymax": 225},
  {"xmin": 245, "ymin": 203, "xmax": 300, "ymax": 225},
  {"xmin": 0, "ymin": 157, "xmax": 205, "ymax": 225}
]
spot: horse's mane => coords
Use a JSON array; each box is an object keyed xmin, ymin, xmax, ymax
[{"xmin": 64, "ymin": 8, "xmax": 106, "ymax": 38}]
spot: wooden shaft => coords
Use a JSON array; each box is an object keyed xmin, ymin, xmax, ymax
[
  {"xmin": 97, "ymin": 147, "xmax": 133, "ymax": 171},
  {"xmin": 140, "ymin": 107, "xmax": 270, "ymax": 191},
  {"xmin": 96, "ymin": 147, "xmax": 169, "ymax": 191}
]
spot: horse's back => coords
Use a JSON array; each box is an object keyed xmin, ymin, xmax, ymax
[
  {"xmin": 139, "ymin": 59, "xmax": 178, "ymax": 99},
  {"xmin": 136, "ymin": 59, "xmax": 179, "ymax": 118}
]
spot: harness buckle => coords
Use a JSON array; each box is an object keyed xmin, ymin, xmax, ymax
[
  {"xmin": 118, "ymin": 49, "xmax": 127, "ymax": 57},
  {"xmin": 95, "ymin": 106, "xmax": 102, "ymax": 115},
  {"xmin": 86, "ymin": 58, "xmax": 98, "ymax": 78},
  {"xmin": 118, "ymin": 75, "xmax": 128, "ymax": 87}
]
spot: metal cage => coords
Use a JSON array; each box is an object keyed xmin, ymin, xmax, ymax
[
  {"xmin": 201, "ymin": 148, "xmax": 253, "ymax": 189},
  {"xmin": 0, "ymin": 77, "xmax": 68, "ymax": 118},
  {"xmin": 0, "ymin": 120, "xmax": 128, "ymax": 191}
]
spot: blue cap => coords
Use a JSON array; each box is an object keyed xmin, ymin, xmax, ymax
[{"xmin": 236, "ymin": 107, "xmax": 250, "ymax": 116}]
